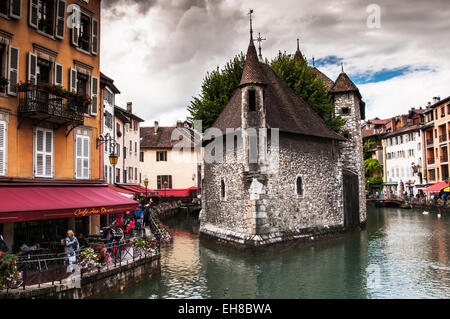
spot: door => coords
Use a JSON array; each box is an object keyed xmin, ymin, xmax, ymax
[{"xmin": 343, "ymin": 172, "xmax": 360, "ymax": 229}]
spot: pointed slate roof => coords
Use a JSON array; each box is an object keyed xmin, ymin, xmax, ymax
[
  {"xmin": 293, "ymin": 38, "xmax": 304, "ymax": 63},
  {"xmin": 310, "ymin": 67, "xmax": 334, "ymax": 91},
  {"xmin": 212, "ymin": 41, "xmax": 345, "ymax": 141},
  {"xmin": 239, "ymin": 36, "xmax": 265, "ymax": 87},
  {"xmin": 331, "ymin": 72, "xmax": 359, "ymax": 94}
]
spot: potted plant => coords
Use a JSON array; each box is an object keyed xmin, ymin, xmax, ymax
[
  {"xmin": 17, "ymin": 81, "xmax": 33, "ymax": 92},
  {"xmin": 0, "ymin": 76, "xmax": 8, "ymax": 90},
  {"xmin": 0, "ymin": 252, "xmax": 23, "ymax": 289}
]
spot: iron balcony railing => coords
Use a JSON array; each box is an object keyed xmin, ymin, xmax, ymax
[
  {"xmin": 426, "ymin": 139, "xmax": 434, "ymax": 146},
  {"xmin": 439, "ymin": 135, "xmax": 447, "ymax": 143},
  {"xmin": 18, "ymin": 85, "xmax": 86, "ymax": 125},
  {"xmin": 440, "ymin": 155, "xmax": 448, "ymax": 163},
  {"xmin": 427, "ymin": 158, "xmax": 435, "ymax": 165}
]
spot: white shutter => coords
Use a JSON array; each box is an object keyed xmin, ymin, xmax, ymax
[
  {"xmin": 27, "ymin": 52, "xmax": 37, "ymax": 85},
  {"xmin": 71, "ymin": 7, "xmax": 79, "ymax": 47},
  {"xmin": 35, "ymin": 128, "xmax": 53, "ymax": 178},
  {"xmin": 90, "ymin": 76, "xmax": 98, "ymax": 116},
  {"xmin": 91, "ymin": 18, "xmax": 98, "ymax": 55},
  {"xmin": 55, "ymin": 63, "xmax": 63, "ymax": 87},
  {"xmin": 69, "ymin": 68, "xmax": 77, "ymax": 92},
  {"xmin": 75, "ymin": 135, "xmax": 90, "ymax": 179},
  {"xmin": 8, "ymin": 45, "xmax": 19, "ymax": 96},
  {"xmin": 0, "ymin": 121, "xmax": 6, "ymax": 176},
  {"xmin": 55, "ymin": 0, "xmax": 66, "ymax": 39},
  {"xmin": 29, "ymin": 0, "xmax": 38, "ymax": 28},
  {"xmin": 9, "ymin": 0, "xmax": 22, "ymax": 19}
]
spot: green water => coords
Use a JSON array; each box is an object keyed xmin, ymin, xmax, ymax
[{"xmin": 109, "ymin": 206, "xmax": 450, "ymax": 299}]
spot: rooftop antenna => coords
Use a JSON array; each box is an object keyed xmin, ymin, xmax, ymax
[{"xmin": 256, "ymin": 32, "xmax": 266, "ymax": 61}]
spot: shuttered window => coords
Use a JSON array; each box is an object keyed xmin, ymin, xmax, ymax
[
  {"xmin": 27, "ymin": 52, "xmax": 37, "ymax": 85},
  {"xmin": 157, "ymin": 175, "xmax": 172, "ymax": 189},
  {"xmin": 35, "ymin": 128, "xmax": 53, "ymax": 178},
  {"xmin": 0, "ymin": 120, "xmax": 6, "ymax": 176},
  {"xmin": 10, "ymin": 0, "xmax": 22, "ymax": 19},
  {"xmin": 90, "ymin": 75, "xmax": 98, "ymax": 115},
  {"xmin": 54, "ymin": 62, "xmax": 63, "ymax": 86},
  {"xmin": 55, "ymin": 0, "xmax": 65, "ymax": 39},
  {"xmin": 8, "ymin": 45, "xmax": 19, "ymax": 95},
  {"xmin": 75, "ymin": 135, "xmax": 90, "ymax": 179},
  {"xmin": 91, "ymin": 18, "xmax": 98, "ymax": 55},
  {"xmin": 29, "ymin": 0, "xmax": 38, "ymax": 28}
]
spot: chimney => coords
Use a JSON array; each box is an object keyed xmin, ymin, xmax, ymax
[
  {"xmin": 432, "ymin": 97, "xmax": 441, "ymax": 105},
  {"xmin": 400, "ymin": 115, "xmax": 407, "ymax": 127},
  {"xmin": 126, "ymin": 102, "xmax": 132, "ymax": 113},
  {"xmin": 176, "ymin": 120, "xmax": 183, "ymax": 128},
  {"xmin": 391, "ymin": 118, "xmax": 396, "ymax": 132},
  {"xmin": 154, "ymin": 121, "xmax": 159, "ymax": 134},
  {"xmin": 427, "ymin": 102, "xmax": 432, "ymax": 108}
]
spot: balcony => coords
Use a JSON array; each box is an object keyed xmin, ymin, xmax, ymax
[
  {"xmin": 428, "ymin": 158, "xmax": 435, "ymax": 165},
  {"xmin": 439, "ymin": 135, "xmax": 447, "ymax": 143},
  {"xmin": 426, "ymin": 139, "xmax": 434, "ymax": 147},
  {"xmin": 18, "ymin": 85, "xmax": 87, "ymax": 128},
  {"xmin": 441, "ymin": 155, "xmax": 448, "ymax": 163}
]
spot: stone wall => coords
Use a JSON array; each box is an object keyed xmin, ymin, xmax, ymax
[
  {"xmin": 334, "ymin": 92, "xmax": 367, "ymax": 223},
  {"xmin": 200, "ymin": 133, "xmax": 348, "ymax": 247}
]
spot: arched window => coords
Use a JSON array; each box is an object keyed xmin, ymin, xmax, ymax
[
  {"xmin": 296, "ymin": 176, "xmax": 303, "ymax": 196},
  {"xmin": 221, "ymin": 179, "xmax": 226, "ymax": 200},
  {"xmin": 248, "ymin": 90, "xmax": 256, "ymax": 111}
]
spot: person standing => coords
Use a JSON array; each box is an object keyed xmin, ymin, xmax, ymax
[{"xmin": 65, "ymin": 230, "xmax": 79, "ymax": 267}]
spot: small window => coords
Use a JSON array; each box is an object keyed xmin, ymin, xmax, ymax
[
  {"xmin": 221, "ymin": 179, "xmax": 226, "ymax": 200},
  {"xmin": 156, "ymin": 151, "xmax": 167, "ymax": 161},
  {"xmin": 248, "ymin": 90, "xmax": 256, "ymax": 111},
  {"xmin": 342, "ymin": 107, "xmax": 349, "ymax": 115},
  {"xmin": 140, "ymin": 151, "xmax": 144, "ymax": 162},
  {"xmin": 296, "ymin": 176, "xmax": 303, "ymax": 196},
  {"xmin": 343, "ymin": 132, "xmax": 350, "ymax": 139}
]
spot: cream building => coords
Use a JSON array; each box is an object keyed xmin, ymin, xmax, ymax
[{"xmin": 140, "ymin": 121, "xmax": 201, "ymax": 190}]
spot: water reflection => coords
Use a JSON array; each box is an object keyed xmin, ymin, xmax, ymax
[{"xmin": 109, "ymin": 207, "xmax": 450, "ymax": 299}]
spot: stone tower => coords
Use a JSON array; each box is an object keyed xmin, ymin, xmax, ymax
[{"xmin": 331, "ymin": 69, "xmax": 367, "ymax": 226}]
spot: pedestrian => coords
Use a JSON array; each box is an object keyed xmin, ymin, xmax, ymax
[
  {"xmin": 375, "ymin": 191, "xmax": 379, "ymax": 199},
  {"xmin": 65, "ymin": 230, "xmax": 79, "ymax": 268},
  {"xmin": 0, "ymin": 234, "xmax": 8, "ymax": 253}
]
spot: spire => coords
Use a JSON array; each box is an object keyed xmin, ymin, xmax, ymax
[
  {"xmin": 294, "ymin": 37, "xmax": 304, "ymax": 63},
  {"xmin": 239, "ymin": 9, "xmax": 265, "ymax": 87},
  {"xmin": 312, "ymin": 57, "xmax": 315, "ymax": 67},
  {"xmin": 341, "ymin": 62, "xmax": 344, "ymax": 73}
]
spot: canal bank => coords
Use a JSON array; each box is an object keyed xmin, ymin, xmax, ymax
[{"xmin": 105, "ymin": 206, "xmax": 450, "ymax": 299}]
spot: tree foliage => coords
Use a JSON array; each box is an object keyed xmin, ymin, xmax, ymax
[
  {"xmin": 364, "ymin": 158, "xmax": 383, "ymax": 176},
  {"xmin": 187, "ymin": 52, "xmax": 346, "ymax": 133}
]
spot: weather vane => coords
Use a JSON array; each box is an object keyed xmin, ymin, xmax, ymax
[{"xmin": 256, "ymin": 32, "xmax": 266, "ymax": 61}]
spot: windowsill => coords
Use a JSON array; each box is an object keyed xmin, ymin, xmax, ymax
[
  {"xmin": 76, "ymin": 46, "xmax": 92, "ymax": 56},
  {"xmin": 0, "ymin": 12, "xmax": 9, "ymax": 20},
  {"xmin": 36, "ymin": 29, "xmax": 56, "ymax": 40}
]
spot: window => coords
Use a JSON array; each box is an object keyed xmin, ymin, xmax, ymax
[
  {"xmin": 220, "ymin": 179, "xmax": 226, "ymax": 200},
  {"xmin": 343, "ymin": 132, "xmax": 350, "ymax": 139},
  {"xmin": 156, "ymin": 151, "xmax": 167, "ymax": 161},
  {"xmin": 109, "ymin": 166, "xmax": 112, "ymax": 184},
  {"xmin": 135, "ymin": 167, "xmax": 137, "ymax": 180},
  {"xmin": 296, "ymin": 176, "xmax": 303, "ymax": 196},
  {"xmin": 342, "ymin": 107, "xmax": 349, "ymax": 115},
  {"xmin": 104, "ymin": 88, "xmax": 114, "ymax": 106},
  {"xmin": 75, "ymin": 135, "xmax": 90, "ymax": 179},
  {"xmin": 0, "ymin": 43, "xmax": 5, "ymax": 94},
  {"xmin": 76, "ymin": 72, "xmax": 88, "ymax": 95},
  {"xmin": 116, "ymin": 168, "xmax": 120, "ymax": 183},
  {"xmin": 248, "ymin": 90, "xmax": 256, "ymax": 111},
  {"xmin": 117, "ymin": 143, "xmax": 120, "ymax": 157},
  {"xmin": 0, "ymin": 0, "xmax": 7, "ymax": 15},
  {"xmin": 79, "ymin": 13, "xmax": 91, "ymax": 51},
  {"xmin": 37, "ymin": 0, "xmax": 54, "ymax": 35},
  {"xmin": 157, "ymin": 175, "xmax": 172, "ymax": 189},
  {"xmin": 129, "ymin": 140, "xmax": 132, "ymax": 154},
  {"xmin": 104, "ymin": 110, "xmax": 113, "ymax": 129},
  {"xmin": 0, "ymin": 120, "xmax": 6, "ymax": 176},
  {"xmin": 35, "ymin": 128, "xmax": 53, "ymax": 178},
  {"xmin": 441, "ymin": 106, "xmax": 445, "ymax": 118},
  {"xmin": 140, "ymin": 151, "xmax": 144, "ymax": 162},
  {"xmin": 135, "ymin": 142, "xmax": 137, "ymax": 154},
  {"xmin": 104, "ymin": 164, "xmax": 107, "ymax": 180}
]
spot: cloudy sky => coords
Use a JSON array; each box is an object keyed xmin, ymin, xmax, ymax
[{"xmin": 100, "ymin": 0, "xmax": 450, "ymax": 126}]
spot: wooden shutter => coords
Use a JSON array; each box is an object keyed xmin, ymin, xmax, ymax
[
  {"xmin": 69, "ymin": 68, "xmax": 77, "ymax": 92},
  {"xmin": 91, "ymin": 18, "xmax": 98, "ymax": 55},
  {"xmin": 0, "ymin": 121, "xmax": 6, "ymax": 176},
  {"xmin": 90, "ymin": 76, "xmax": 98, "ymax": 115},
  {"xmin": 55, "ymin": 0, "xmax": 66, "ymax": 39},
  {"xmin": 75, "ymin": 135, "xmax": 89, "ymax": 179},
  {"xmin": 71, "ymin": 15, "xmax": 79, "ymax": 47},
  {"xmin": 55, "ymin": 63, "xmax": 63, "ymax": 87},
  {"xmin": 8, "ymin": 45, "xmax": 19, "ymax": 96},
  {"xmin": 10, "ymin": 0, "xmax": 22, "ymax": 19},
  {"xmin": 29, "ymin": 0, "xmax": 38, "ymax": 28},
  {"xmin": 35, "ymin": 128, "xmax": 53, "ymax": 177},
  {"xmin": 156, "ymin": 152, "xmax": 159, "ymax": 162},
  {"xmin": 27, "ymin": 52, "xmax": 37, "ymax": 85}
]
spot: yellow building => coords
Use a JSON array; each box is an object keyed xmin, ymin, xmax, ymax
[{"xmin": 0, "ymin": 0, "xmax": 138, "ymax": 251}]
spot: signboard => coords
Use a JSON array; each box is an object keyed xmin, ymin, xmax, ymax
[{"xmin": 444, "ymin": 187, "xmax": 450, "ymax": 192}]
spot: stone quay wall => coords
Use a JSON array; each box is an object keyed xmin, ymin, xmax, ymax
[{"xmin": 1, "ymin": 254, "xmax": 160, "ymax": 299}]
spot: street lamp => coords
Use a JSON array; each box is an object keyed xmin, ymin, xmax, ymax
[
  {"xmin": 97, "ymin": 133, "xmax": 118, "ymax": 184},
  {"xmin": 144, "ymin": 177, "xmax": 149, "ymax": 197}
]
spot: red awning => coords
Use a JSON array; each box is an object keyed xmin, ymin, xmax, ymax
[
  {"xmin": 0, "ymin": 185, "xmax": 139, "ymax": 223},
  {"xmin": 149, "ymin": 189, "xmax": 192, "ymax": 197},
  {"xmin": 423, "ymin": 182, "xmax": 449, "ymax": 192},
  {"xmin": 108, "ymin": 184, "xmax": 135, "ymax": 195}
]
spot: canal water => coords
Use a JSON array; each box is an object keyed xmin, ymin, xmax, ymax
[{"xmin": 108, "ymin": 206, "xmax": 449, "ymax": 299}]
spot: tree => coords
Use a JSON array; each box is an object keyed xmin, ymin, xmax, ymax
[
  {"xmin": 363, "ymin": 138, "xmax": 375, "ymax": 160},
  {"xmin": 187, "ymin": 52, "xmax": 346, "ymax": 133},
  {"xmin": 364, "ymin": 158, "xmax": 383, "ymax": 176}
]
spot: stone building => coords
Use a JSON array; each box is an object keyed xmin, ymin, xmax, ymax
[{"xmin": 199, "ymin": 30, "xmax": 366, "ymax": 248}]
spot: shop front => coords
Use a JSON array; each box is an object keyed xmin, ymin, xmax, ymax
[{"xmin": 0, "ymin": 183, "xmax": 139, "ymax": 253}]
